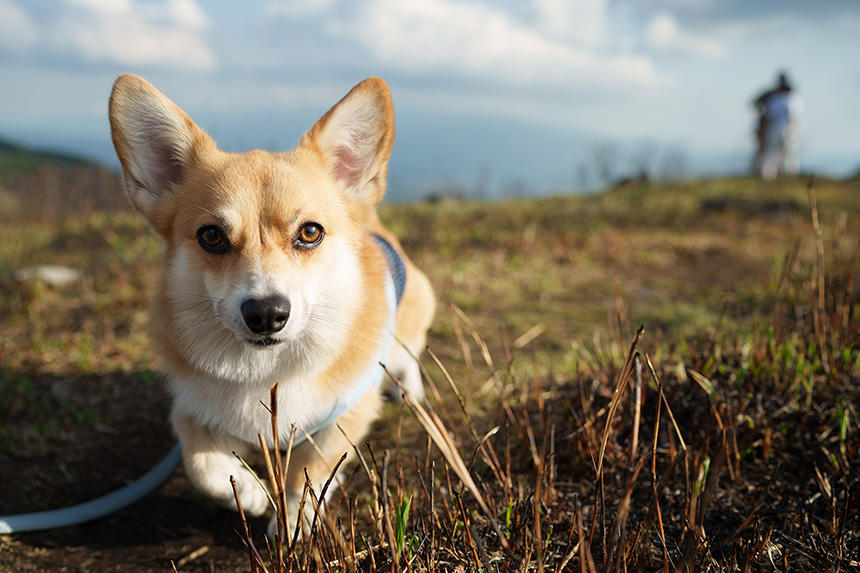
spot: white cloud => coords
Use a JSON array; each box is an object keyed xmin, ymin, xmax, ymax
[
  {"xmin": 163, "ymin": 0, "xmax": 208, "ymax": 30},
  {"xmin": 644, "ymin": 12, "xmax": 725, "ymax": 59},
  {"xmin": 57, "ymin": 0, "xmax": 215, "ymax": 70},
  {"xmin": 266, "ymin": 0, "xmax": 335, "ymax": 17},
  {"xmin": 0, "ymin": 0, "xmax": 38, "ymax": 53},
  {"xmin": 532, "ymin": 0, "xmax": 609, "ymax": 47},
  {"xmin": 335, "ymin": 0, "xmax": 655, "ymax": 88},
  {"xmin": 0, "ymin": 0, "xmax": 215, "ymax": 71}
]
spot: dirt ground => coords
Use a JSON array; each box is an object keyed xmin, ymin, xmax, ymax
[
  {"xmin": 0, "ymin": 370, "xmax": 412, "ymax": 572},
  {"xmin": 0, "ymin": 371, "xmax": 265, "ymax": 571},
  {"xmin": 1, "ymin": 471, "xmax": 260, "ymax": 572}
]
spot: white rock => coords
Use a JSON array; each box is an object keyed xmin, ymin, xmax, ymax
[{"xmin": 15, "ymin": 265, "xmax": 80, "ymax": 287}]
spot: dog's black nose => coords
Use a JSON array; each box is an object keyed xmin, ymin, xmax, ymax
[{"xmin": 241, "ymin": 296, "xmax": 291, "ymax": 335}]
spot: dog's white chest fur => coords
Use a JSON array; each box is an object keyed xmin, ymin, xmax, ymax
[{"xmin": 171, "ymin": 371, "xmax": 335, "ymax": 445}]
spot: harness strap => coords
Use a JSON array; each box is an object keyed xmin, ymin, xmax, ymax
[{"xmin": 372, "ymin": 234, "xmax": 407, "ymax": 304}]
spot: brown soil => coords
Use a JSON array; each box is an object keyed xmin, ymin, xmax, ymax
[{"xmin": 0, "ymin": 372, "xmax": 268, "ymax": 572}]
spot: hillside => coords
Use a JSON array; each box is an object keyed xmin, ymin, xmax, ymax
[
  {"xmin": 0, "ymin": 136, "xmax": 127, "ymax": 222},
  {"xmin": 0, "ymin": 177, "xmax": 858, "ymax": 570},
  {"xmin": 0, "ymin": 137, "xmax": 95, "ymax": 172}
]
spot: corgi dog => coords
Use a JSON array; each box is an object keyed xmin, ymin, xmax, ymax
[{"xmin": 108, "ymin": 74, "xmax": 435, "ymax": 528}]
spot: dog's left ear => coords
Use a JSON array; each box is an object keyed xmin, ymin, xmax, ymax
[{"xmin": 303, "ymin": 78, "xmax": 395, "ymax": 206}]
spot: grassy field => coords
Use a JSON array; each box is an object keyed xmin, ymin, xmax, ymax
[{"xmin": 0, "ymin": 174, "xmax": 858, "ymax": 571}]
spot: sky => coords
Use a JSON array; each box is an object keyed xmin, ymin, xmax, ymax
[{"xmin": 1, "ymin": 0, "xmax": 858, "ymax": 200}]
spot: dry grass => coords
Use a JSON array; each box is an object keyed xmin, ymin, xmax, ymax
[
  {"xmin": 0, "ymin": 174, "xmax": 857, "ymax": 571},
  {"xmin": 229, "ymin": 181, "xmax": 859, "ymax": 572}
]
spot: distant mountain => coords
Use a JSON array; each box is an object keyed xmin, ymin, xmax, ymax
[
  {"xmin": 0, "ymin": 136, "xmax": 125, "ymax": 222},
  {"xmin": 0, "ymin": 136, "xmax": 98, "ymax": 175}
]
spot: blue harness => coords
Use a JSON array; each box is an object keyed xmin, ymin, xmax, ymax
[{"xmin": 372, "ymin": 234, "xmax": 406, "ymax": 305}]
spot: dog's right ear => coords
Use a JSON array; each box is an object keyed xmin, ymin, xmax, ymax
[{"xmin": 109, "ymin": 74, "xmax": 214, "ymax": 218}]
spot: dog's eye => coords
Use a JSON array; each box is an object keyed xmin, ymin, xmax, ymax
[
  {"xmin": 196, "ymin": 225, "xmax": 230, "ymax": 254},
  {"xmin": 296, "ymin": 222, "xmax": 324, "ymax": 248}
]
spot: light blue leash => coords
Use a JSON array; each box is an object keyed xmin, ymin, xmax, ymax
[{"xmin": 0, "ymin": 444, "xmax": 182, "ymax": 534}]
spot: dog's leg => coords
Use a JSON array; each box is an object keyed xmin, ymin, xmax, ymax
[
  {"xmin": 386, "ymin": 266, "xmax": 434, "ymax": 402},
  {"xmin": 386, "ymin": 341, "xmax": 425, "ymax": 401},
  {"xmin": 172, "ymin": 408, "xmax": 270, "ymax": 516}
]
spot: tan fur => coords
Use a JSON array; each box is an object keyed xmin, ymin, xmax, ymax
[{"xmin": 108, "ymin": 74, "xmax": 434, "ymax": 529}]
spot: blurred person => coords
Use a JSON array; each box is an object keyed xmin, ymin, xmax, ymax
[{"xmin": 752, "ymin": 71, "xmax": 802, "ymax": 179}]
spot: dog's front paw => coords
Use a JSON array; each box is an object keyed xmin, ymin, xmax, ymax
[
  {"xmin": 266, "ymin": 490, "xmax": 318, "ymax": 541},
  {"xmin": 185, "ymin": 450, "xmax": 270, "ymax": 516},
  {"xmin": 385, "ymin": 348, "xmax": 425, "ymax": 402},
  {"xmin": 387, "ymin": 364, "xmax": 425, "ymax": 403},
  {"xmin": 230, "ymin": 472, "xmax": 270, "ymax": 517}
]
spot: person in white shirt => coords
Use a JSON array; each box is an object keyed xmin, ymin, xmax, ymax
[{"xmin": 753, "ymin": 72, "xmax": 802, "ymax": 179}]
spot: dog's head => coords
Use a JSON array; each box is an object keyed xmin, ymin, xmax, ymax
[{"xmin": 109, "ymin": 75, "xmax": 394, "ymax": 381}]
